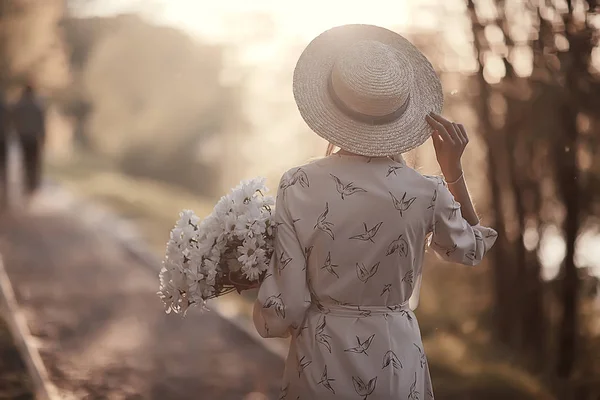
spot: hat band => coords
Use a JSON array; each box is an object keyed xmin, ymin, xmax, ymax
[{"xmin": 327, "ymin": 73, "xmax": 410, "ymax": 126}]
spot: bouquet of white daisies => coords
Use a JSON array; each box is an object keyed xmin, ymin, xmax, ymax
[{"xmin": 157, "ymin": 178, "xmax": 276, "ymax": 315}]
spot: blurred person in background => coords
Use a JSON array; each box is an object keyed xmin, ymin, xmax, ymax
[
  {"xmin": 0, "ymin": 93, "xmax": 8, "ymax": 209},
  {"xmin": 11, "ymin": 83, "xmax": 46, "ymax": 197}
]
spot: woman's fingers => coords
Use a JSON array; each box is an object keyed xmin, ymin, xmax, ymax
[
  {"xmin": 430, "ymin": 113, "xmax": 461, "ymax": 144},
  {"xmin": 426, "ymin": 114, "xmax": 453, "ymax": 144},
  {"xmin": 446, "ymin": 121, "xmax": 461, "ymax": 144},
  {"xmin": 429, "ymin": 113, "xmax": 470, "ymax": 147},
  {"xmin": 430, "ymin": 113, "xmax": 454, "ymax": 133},
  {"xmin": 452, "ymin": 123, "xmax": 465, "ymax": 144},
  {"xmin": 457, "ymin": 124, "xmax": 469, "ymax": 144},
  {"xmin": 431, "ymin": 127, "xmax": 443, "ymax": 147}
]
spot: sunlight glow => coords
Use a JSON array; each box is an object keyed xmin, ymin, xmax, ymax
[
  {"xmin": 539, "ymin": 225, "xmax": 565, "ymax": 281},
  {"xmin": 146, "ymin": 0, "xmax": 414, "ymax": 42}
]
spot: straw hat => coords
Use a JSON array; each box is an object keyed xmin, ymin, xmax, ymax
[{"xmin": 293, "ymin": 24, "xmax": 443, "ymax": 157}]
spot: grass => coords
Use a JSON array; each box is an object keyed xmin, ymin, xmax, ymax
[
  {"xmin": 46, "ymin": 154, "xmax": 260, "ymax": 341},
  {"xmin": 46, "ymin": 154, "xmax": 555, "ymax": 399},
  {"xmin": 47, "ymin": 154, "xmax": 214, "ymax": 254}
]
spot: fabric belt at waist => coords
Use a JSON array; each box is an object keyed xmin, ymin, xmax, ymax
[{"xmin": 309, "ymin": 301, "xmax": 410, "ymax": 318}]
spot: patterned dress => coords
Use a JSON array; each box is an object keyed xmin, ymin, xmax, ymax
[{"xmin": 253, "ymin": 153, "xmax": 497, "ymax": 399}]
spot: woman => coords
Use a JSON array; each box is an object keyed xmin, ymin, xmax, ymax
[{"xmin": 253, "ymin": 24, "xmax": 497, "ymax": 399}]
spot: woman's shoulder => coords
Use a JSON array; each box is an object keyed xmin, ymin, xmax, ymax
[
  {"xmin": 389, "ymin": 162, "xmax": 444, "ymax": 188},
  {"xmin": 281, "ymin": 156, "xmax": 332, "ymax": 179},
  {"xmin": 277, "ymin": 159, "xmax": 323, "ymax": 192},
  {"xmin": 420, "ymin": 173, "xmax": 447, "ymax": 187}
]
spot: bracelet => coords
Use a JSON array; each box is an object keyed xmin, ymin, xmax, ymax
[{"xmin": 445, "ymin": 171, "xmax": 464, "ymax": 185}]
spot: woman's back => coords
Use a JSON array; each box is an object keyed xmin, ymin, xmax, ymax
[
  {"xmin": 284, "ymin": 153, "xmax": 436, "ymax": 309},
  {"xmin": 254, "ymin": 153, "xmax": 496, "ymax": 399}
]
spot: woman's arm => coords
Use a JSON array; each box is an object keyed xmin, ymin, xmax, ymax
[
  {"xmin": 425, "ymin": 113, "xmax": 479, "ymax": 226},
  {"xmin": 252, "ymin": 169, "xmax": 311, "ymax": 338},
  {"xmin": 442, "ymin": 164, "xmax": 479, "ymax": 226}
]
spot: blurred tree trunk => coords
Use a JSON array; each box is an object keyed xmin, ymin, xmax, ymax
[
  {"xmin": 555, "ymin": 102, "xmax": 579, "ymax": 379},
  {"xmin": 500, "ymin": 14, "xmax": 546, "ymax": 366},
  {"xmin": 503, "ymin": 71, "xmax": 530, "ymax": 353},
  {"xmin": 555, "ymin": 3, "xmax": 586, "ymax": 378},
  {"xmin": 467, "ymin": 0, "xmax": 520, "ymax": 348}
]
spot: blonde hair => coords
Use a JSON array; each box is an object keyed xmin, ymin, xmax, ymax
[
  {"xmin": 325, "ymin": 143, "xmax": 337, "ymax": 156},
  {"xmin": 325, "ymin": 142, "xmax": 406, "ymax": 165}
]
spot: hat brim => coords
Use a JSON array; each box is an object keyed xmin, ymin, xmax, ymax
[{"xmin": 293, "ymin": 24, "xmax": 443, "ymax": 157}]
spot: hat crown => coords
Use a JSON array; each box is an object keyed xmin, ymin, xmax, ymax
[{"xmin": 330, "ymin": 40, "xmax": 412, "ymax": 118}]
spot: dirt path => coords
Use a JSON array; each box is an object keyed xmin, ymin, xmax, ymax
[
  {"xmin": 0, "ymin": 318, "xmax": 33, "ymax": 400},
  {"xmin": 0, "ymin": 200, "xmax": 284, "ymax": 399}
]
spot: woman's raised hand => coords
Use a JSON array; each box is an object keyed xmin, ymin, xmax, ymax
[{"xmin": 425, "ymin": 112, "xmax": 468, "ymax": 182}]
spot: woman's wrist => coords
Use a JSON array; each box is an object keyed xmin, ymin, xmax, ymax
[
  {"xmin": 442, "ymin": 163, "xmax": 463, "ymax": 183},
  {"xmin": 446, "ymin": 171, "xmax": 464, "ymax": 185}
]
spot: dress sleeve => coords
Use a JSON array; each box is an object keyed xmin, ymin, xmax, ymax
[
  {"xmin": 252, "ymin": 171, "xmax": 311, "ymax": 338},
  {"xmin": 427, "ymin": 176, "xmax": 498, "ymax": 266}
]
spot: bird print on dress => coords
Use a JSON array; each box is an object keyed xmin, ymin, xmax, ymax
[
  {"xmin": 402, "ymin": 270, "xmax": 414, "ymax": 288},
  {"xmin": 380, "ymin": 284, "xmax": 392, "ymax": 296},
  {"xmin": 279, "ymin": 384, "xmax": 288, "ymax": 400},
  {"xmin": 400, "ymin": 310, "xmax": 413, "ymax": 321},
  {"xmin": 386, "ymin": 234, "xmax": 409, "ymax": 257},
  {"xmin": 303, "ymin": 246, "xmax": 313, "ymax": 271},
  {"xmin": 314, "ymin": 202, "xmax": 335, "ymax": 240},
  {"xmin": 344, "ymin": 334, "xmax": 375, "ymax": 355},
  {"xmin": 352, "ymin": 375, "xmax": 378, "ymax": 400},
  {"xmin": 433, "ymin": 241, "xmax": 458, "ymax": 257},
  {"xmin": 296, "ymin": 321, "xmax": 309, "ymax": 338},
  {"xmin": 308, "ymin": 277, "xmax": 330, "ymax": 314},
  {"xmin": 408, "ymin": 372, "xmax": 420, "ymax": 400},
  {"xmin": 428, "ymin": 189, "xmax": 437, "ymax": 210},
  {"xmin": 386, "ymin": 165, "xmax": 403, "ymax": 177},
  {"xmin": 321, "ymin": 252, "xmax": 340, "ymax": 278},
  {"xmin": 280, "ymin": 168, "xmax": 310, "ymax": 191},
  {"xmin": 466, "ymin": 249, "xmax": 477, "ymax": 262},
  {"xmin": 445, "ymin": 244, "xmax": 458, "ymax": 257},
  {"xmin": 382, "ymin": 350, "xmax": 403, "ymax": 370},
  {"xmin": 356, "ymin": 305, "xmax": 372, "ymax": 317},
  {"xmin": 385, "ymin": 306, "xmax": 413, "ymax": 321},
  {"xmin": 350, "ymin": 222, "xmax": 384, "ymax": 243},
  {"xmin": 297, "ymin": 355, "xmax": 312, "ymax": 378},
  {"xmin": 318, "ymin": 365, "xmax": 336, "ymax": 394},
  {"xmin": 426, "ymin": 387, "xmax": 434, "ymax": 399},
  {"xmin": 356, "ymin": 262, "xmax": 380, "ymax": 283},
  {"xmin": 328, "ymin": 295, "xmax": 352, "ymax": 306},
  {"xmin": 279, "ymin": 251, "xmax": 292, "ymax": 271},
  {"xmin": 263, "ymin": 294, "xmax": 285, "ymax": 319},
  {"xmin": 390, "ymin": 191, "xmax": 417, "ymax": 217},
  {"xmin": 315, "ymin": 315, "xmax": 333, "ymax": 353},
  {"xmin": 330, "ymin": 174, "xmax": 367, "ymax": 200},
  {"xmin": 414, "ymin": 343, "xmax": 427, "ymax": 368}
]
